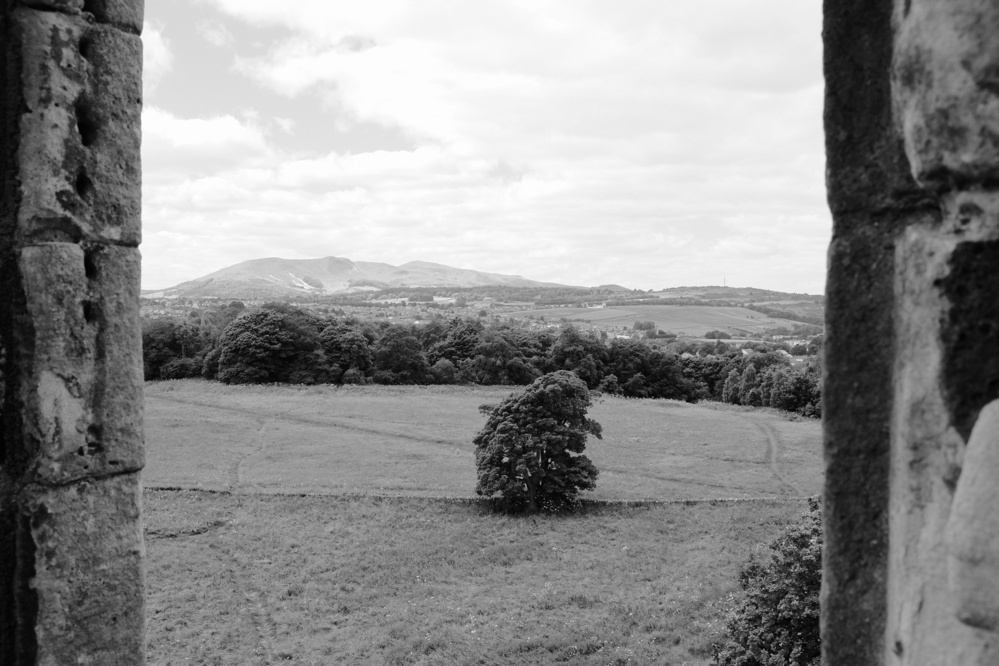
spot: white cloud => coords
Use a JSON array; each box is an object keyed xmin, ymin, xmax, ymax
[
  {"xmin": 140, "ymin": 1, "xmax": 830, "ymax": 293},
  {"xmin": 142, "ymin": 22, "xmax": 173, "ymax": 93},
  {"xmin": 197, "ymin": 19, "xmax": 234, "ymax": 48},
  {"xmin": 142, "ymin": 107, "xmax": 272, "ymax": 176}
]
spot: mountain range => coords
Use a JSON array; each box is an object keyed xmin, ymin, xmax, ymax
[{"xmin": 143, "ymin": 256, "xmax": 575, "ymax": 299}]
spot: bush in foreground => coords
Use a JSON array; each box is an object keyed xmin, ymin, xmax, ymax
[
  {"xmin": 473, "ymin": 370, "xmax": 602, "ymax": 513},
  {"xmin": 713, "ymin": 498, "xmax": 822, "ymax": 666}
]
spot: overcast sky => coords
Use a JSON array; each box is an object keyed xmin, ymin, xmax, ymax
[{"xmin": 141, "ymin": 0, "xmax": 827, "ymax": 293}]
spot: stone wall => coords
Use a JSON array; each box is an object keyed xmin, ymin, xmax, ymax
[
  {"xmin": 0, "ymin": 0, "xmax": 145, "ymax": 663},
  {"xmin": 824, "ymin": 0, "xmax": 999, "ymax": 663}
]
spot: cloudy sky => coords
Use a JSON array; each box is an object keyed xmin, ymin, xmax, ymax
[{"xmin": 141, "ymin": 0, "xmax": 827, "ymax": 293}]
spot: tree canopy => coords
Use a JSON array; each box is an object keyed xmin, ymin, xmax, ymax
[
  {"xmin": 474, "ymin": 370, "xmax": 602, "ymax": 513},
  {"xmin": 141, "ymin": 302, "xmax": 819, "ymax": 417},
  {"xmin": 216, "ymin": 305, "xmax": 329, "ymax": 384}
]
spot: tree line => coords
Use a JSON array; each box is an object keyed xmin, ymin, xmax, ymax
[{"xmin": 142, "ymin": 302, "xmax": 822, "ymax": 416}]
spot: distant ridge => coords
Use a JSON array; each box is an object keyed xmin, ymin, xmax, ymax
[{"xmin": 143, "ymin": 256, "xmax": 578, "ymax": 299}]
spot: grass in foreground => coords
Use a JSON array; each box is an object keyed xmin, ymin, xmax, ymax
[{"xmin": 145, "ymin": 490, "xmax": 809, "ymax": 665}]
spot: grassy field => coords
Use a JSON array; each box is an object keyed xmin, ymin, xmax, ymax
[
  {"xmin": 503, "ymin": 305, "xmax": 801, "ymax": 336},
  {"xmin": 144, "ymin": 381, "xmax": 823, "ymax": 499},
  {"xmin": 143, "ymin": 380, "xmax": 823, "ymax": 665},
  {"xmin": 145, "ymin": 492, "xmax": 812, "ymax": 665}
]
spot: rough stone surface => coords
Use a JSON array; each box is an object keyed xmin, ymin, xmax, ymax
[
  {"xmin": 22, "ymin": 473, "xmax": 145, "ymax": 666},
  {"xmin": 822, "ymin": 0, "xmax": 936, "ymax": 663},
  {"xmin": 10, "ymin": 0, "xmax": 146, "ymax": 33},
  {"xmin": 81, "ymin": 0, "xmax": 143, "ymax": 34},
  {"xmin": 888, "ymin": 223, "xmax": 998, "ymax": 664},
  {"xmin": 87, "ymin": 244, "xmax": 143, "ymax": 474},
  {"xmin": 894, "ymin": 0, "xmax": 999, "ymax": 189},
  {"xmin": 826, "ymin": 0, "xmax": 999, "ymax": 663},
  {"xmin": 12, "ymin": 8, "xmax": 141, "ymax": 246},
  {"xmin": 1, "ymin": 0, "xmax": 145, "ymax": 663},
  {"xmin": 948, "ymin": 399, "xmax": 999, "ymax": 631},
  {"xmin": 17, "ymin": 243, "xmax": 143, "ymax": 483},
  {"xmin": 14, "ymin": 0, "xmax": 84, "ymax": 11},
  {"xmin": 938, "ymin": 234, "xmax": 999, "ymax": 440},
  {"xmin": 11, "ymin": 8, "xmax": 90, "ymax": 244},
  {"xmin": 79, "ymin": 24, "xmax": 142, "ymax": 243}
]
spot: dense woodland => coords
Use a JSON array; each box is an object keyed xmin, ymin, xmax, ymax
[{"xmin": 142, "ymin": 301, "xmax": 823, "ymax": 417}]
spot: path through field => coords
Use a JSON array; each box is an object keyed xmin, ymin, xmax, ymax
[
  {"xmin": 752, "ymin": 419, "xmax": 802, "ymax": 495},
  {"xmin": 144, "ymin": 380, "xmax": 823, "ymax": 500}
]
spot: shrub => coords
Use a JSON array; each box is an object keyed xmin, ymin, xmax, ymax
[{"xmin": 713, "ymin": 498, "xmax": 822, "ymax": 666}]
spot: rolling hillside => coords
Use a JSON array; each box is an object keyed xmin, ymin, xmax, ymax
[
  {"xmin": 508, "ymin": 304, "xmax": 808, "ymax": 336},
  {"xmin": 143, "ymin": 256, "xmax": 574, "ymax": 299}
]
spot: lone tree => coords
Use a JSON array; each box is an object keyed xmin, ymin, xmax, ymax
[{"xmin": 474, "ymin": 370, "xmax": 602, "ymax": 513}]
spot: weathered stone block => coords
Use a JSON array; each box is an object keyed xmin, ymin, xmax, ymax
[
  {"xmin": 948, "ymin": 399, "xmax": 999, "ymax": 631},
  {"xmin": 18, "ymin": 243, "xmax": 143, "ymax": 483},
  {"xmin": 18, "ymin": 241, "xmax": 92, "ymax": 386},
  {"xmin": 79, "ymin": 24, "xmax": 141, "ymax": 245},
  {"xmin": 894, "ymin": 0, "xmax": 999, "ymax": 188},
  {"xmin": 82, "ymin": 0, "xmax": 143, "ymax": 34},
  {"xmin": 19, "ymin": 472, "xmax": 145, "ymax": 665},
  {"xmin": 13, "ymin": 8, "xmax": 141, "ymax": 246},
  {"xmin": 13, "ymin": 8, "xmax": 89, "ymax": 244},
  {"xmin": 87, "ymin": 244, "xmax": 143, "ymax": 473}
]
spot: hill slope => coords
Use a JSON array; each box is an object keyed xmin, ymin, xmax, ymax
[
  {"xmin": 144, "ymin": 256, "xmax": 575, "ymax": 299},
  {"xmin": 509, "ymin": 304, "xmax": 812, "ymax": 337}
]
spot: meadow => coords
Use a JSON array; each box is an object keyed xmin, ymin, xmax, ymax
[
  {"xmin": 143, "ymin": 381, "xmax": 822, "ymax": 499},
  {"xmin": 143, "ymin": 380, "xmax": 823, "ymax": 665},
  {"xmin": 502, "ymin": 304, "xmax": 801, "ymax": 336}
]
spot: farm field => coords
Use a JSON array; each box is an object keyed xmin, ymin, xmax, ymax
[
  {"xmin": 503, "ymin": 304, "xmax": 802, "ymax": 336},
  {"xmin": 143, "ymin": 380, "xmax": 823, "ymax": 665},
  {"xmin": 144, "ymin": 380, "xmax": 823, "ymax": 499}
]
